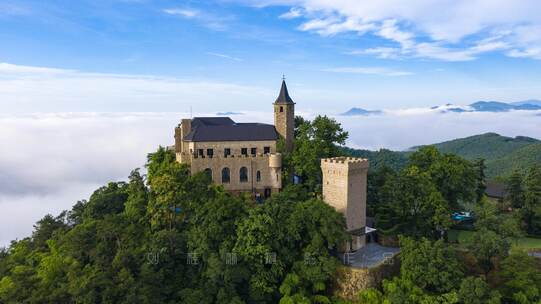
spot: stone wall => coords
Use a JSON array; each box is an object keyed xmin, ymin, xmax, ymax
[
  {"xmin": 332, "ymin": 255, "xmax": 401, "ymax": 301},
  {"xmin": 177, "ymin": 150, "xmax": 282, "ymax": 195}
]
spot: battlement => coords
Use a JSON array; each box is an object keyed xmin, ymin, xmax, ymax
[{"xmin": 321, "ymin": 157, "xmax": 369, "ymax": 170}]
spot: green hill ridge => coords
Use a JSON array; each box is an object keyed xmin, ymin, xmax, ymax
[
  {"xmin": 347, "ymin": 133, "xmax": 541, "ymax": 179},
  {"xmin": 428, "ymin": 133, "xmax": 541, "ymax": 179}
]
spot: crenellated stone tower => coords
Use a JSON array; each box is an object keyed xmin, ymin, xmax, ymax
[
  {"xmin": 273, "ymin": 80, "xmax": 295, "ymax": 153},
  {"xmin": 321, "ymin": 157, "xmax": 369, "ymax": 251}
]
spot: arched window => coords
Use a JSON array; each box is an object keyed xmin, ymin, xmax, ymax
[
  {"xmin": 256, "ymin": 170, "xmax": 261, "ymax": 182},
  {"xmin": 222, "ymin": 167, "xmax": 230, "ymax": 183},
  {"xmin": 240, "ymin": 167, "xmax": 248, "ymax": 183},
  {"xmin": 204, "ymin": 168, "xmax": 212, "ymax": 180},
  {"xmin": 280, "ymin": 106, "xmax": 284, "ymax": 112}
]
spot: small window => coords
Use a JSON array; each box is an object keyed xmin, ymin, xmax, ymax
[
  {"xmin": 280, "ymin": 106, "xmax": 283, "ymax": 112},
  {"xmin": 224, "ymin": 148, "xmax": 231, "ymax": 157},
  {"xmin": 204, "ymin": 168, "xmax": 212, "ymax": 180},
  {"xmin": 198, "ymin": 149, "xmax": 204, "ymax": 158},
  {"xmin": 241, "ymin": 148, "xmax": 248, "ymax": 156},
  {"xmin": 222, "ymin": 168, "xmax": 230, "ymax": 183},
  {"xmin": 207, "ymin": 149, "xmax": 214, "ymax": 158},
  {"xmin": 256, "ymin": 170, "xmax": 261, "ymax": 182},
  {"xmin": 264, "ymin": 147, "xmax": 270, "ymax": 154},
  {"xmin": 251, "ymin": 147, "xmax": 257, "ymax": 155},
  {"xmin": 240, "ymin": 167, "xmax": 248, "ymax": 183}
]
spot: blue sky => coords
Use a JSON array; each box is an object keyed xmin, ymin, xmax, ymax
[{"xmin": 2, "ymin": 0, "xmax": 541, "ymax": 112}]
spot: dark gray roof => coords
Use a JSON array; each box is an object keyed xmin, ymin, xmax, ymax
[
  {"xmin": 191, "ymin": 117, "xmax": 235, "ymax": 127},
  {"xmin": 274, "ymin": 80, "xmax": 294, "ymax": 104},
  {"xmin": 485, "ymin": 182, "xmax": 507, "ymax": 199},
  {"xmin": 184, "ymin": 117, "xmax": 278, "ymax": 142}
]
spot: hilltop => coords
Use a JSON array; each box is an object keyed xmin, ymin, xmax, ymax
[
  {"xmin": 347, "ymin": 133, "xmax": 541, "ymax": 179},
  {"xmin": 426, "ymin": 133, "xmax": 541, "ymax": 178}
]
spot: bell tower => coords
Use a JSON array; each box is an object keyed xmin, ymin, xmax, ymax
[{"xmin": 273, "ymin": 79, "xmax": 295, "ymax": 153}]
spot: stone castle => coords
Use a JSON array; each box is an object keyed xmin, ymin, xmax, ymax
[
  {"xmin": 174, "ymin": 80, "xmax": 370, "ymax": 250},
  {"xmin": 174, "ymin": 80, "xmax": 295, "ymax": 199}
]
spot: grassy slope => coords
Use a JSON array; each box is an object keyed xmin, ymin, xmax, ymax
[{"xmin": 449, "ymin": 229, "xmax": 541, "ymax": 250}]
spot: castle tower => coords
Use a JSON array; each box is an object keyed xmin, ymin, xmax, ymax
[
  {"xmin": 273, "ymin": 80, "xmax": 295, "ymax": 153},
  {"xmin": 321, "ymin": 157, "xmax": 369, "ymax": 251}
]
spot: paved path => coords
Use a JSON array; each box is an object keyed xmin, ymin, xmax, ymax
[{"xmin": 340, "ymin": 243, "xmax": 400, "ymax": 268}]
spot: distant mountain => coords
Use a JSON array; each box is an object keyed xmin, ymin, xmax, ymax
[
  {"xmin": 340, "ymin": 107, "xmax": 382, "ymax": 116},
  {"xmin": 469, "ymin": 101, "xmax": 516, "ymax": 112},
  {"xmin": 431, "ymin": 103, "xmax": 469, "ymax": 113},
  {"xmin": 216, "ymin": 111, "xmax": 243, "ymax": 116},
  {"xmin": 470, "ymin": 101, "xmax": 541, "ymax": 112},
  {"xmin": 511, "ymin": 99, "xmax": 541, "ymax": 107},
  {"xmin": 431, "ymin": 100, "xmax": 541, "ymax": 113}
]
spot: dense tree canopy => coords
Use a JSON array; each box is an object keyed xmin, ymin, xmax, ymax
[
  {"xmin": 373, "ymin": 146, "xmax": 478, "ymax": 238},
  {"xmin": 0, "ymin": 147, "xmax": 348, "ymax": 303},
  {"xmin": 282, "ymin": 115, "xmax": 348, "ymax": 192}
]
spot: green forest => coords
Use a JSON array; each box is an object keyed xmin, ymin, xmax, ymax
[{"xmin": 1, "ymin": 117, "xmax": 540, "ymax": 303}]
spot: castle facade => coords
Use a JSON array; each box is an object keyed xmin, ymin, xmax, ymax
[{"xmin": 174, "ymin": 80, "xmax": 295, "ymax": 198}]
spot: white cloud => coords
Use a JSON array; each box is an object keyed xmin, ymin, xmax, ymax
[
  {"xmin": 2, "ymin": 109, "xmax": 540, "ymax": 246},
  {"xmin": 242, "ymin": 0, "xmax": 541, "ymax": 61},
  {"xmin": 0, "ymin": 62, "xmax": 71, "ymax": 75},
  {"xmin": 206, "ymin": 52, "xmax": 243, "ymax": 61},
  {"xmin": 163, "ymin": 8, "xmax": 199, "ymax": 18},
  {"xmin": 162, "ymin": 7, "xmax": 232, "ymax": 31},
  {"xmin": 279, "ymin": 7, "xmax": 303, "ymax": 19},
  {"xmin": 0, "ymin": 62, "xmax": 272, "ymax": 113},
  {"xmin": 322, "ymin": 66, "xmax": 413, "ymax": 76}
]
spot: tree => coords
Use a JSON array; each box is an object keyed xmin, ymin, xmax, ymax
[
  {"xmin": 123, "ymin": 169, "xmax": 149, "ymax": 223},
  {"xmin": 522, "ymin": 165, "xmax": 541, "ymax": 235},
  {"xmin": 357, "ymin": 237, "xmax": 464, "ymax": 303},
  {"xmin": 499, "ymin": 251, "xmax": 541, "ymax": 303},
  {"xmin": 285, "ymin": 115, "xmax": 348, "ymax": 192},
  {"xmin": 506, "ymin": 170, "xmax": 524, "ymax": 209},
  {"xmin": 465, "ymin": 228, "xmax": 510, "ymax": 276},
  {"xmin": 409, "ymin": 146, "xmax": 477, "ymax": 210},
  {"xmin": 376, "ymin": 166, "xmax": 452, "ymax": 238},
  {"xmin": 474, "ymin": 159, "xmax": 487, "ymax": 203},
  {"xmin": 31, "ymin": 213, "xmax": 68, "ymax": 251},
  {"xmin": 234, "ymin": 190, "xmax": 347, "ymax": 303},
  {"xmin": 474, "ymin": 198, "xmax": 523, "ymax": 239},
  {"xmin": 457, "ymin": 276, "xmax": 501, "ymax": 304},
  {"xmin": 366, "ymin": 166, "xmax": 396, "ymax": 217},
  {"xmin": 399, "ymin": 237, "xmax": 463, "ymax": 294}
]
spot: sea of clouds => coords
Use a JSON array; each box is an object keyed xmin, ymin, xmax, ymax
[{"xmin": 1, "ymin": 110, "xmax": 540, "ymax": 246}]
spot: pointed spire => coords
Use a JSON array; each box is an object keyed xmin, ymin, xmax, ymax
[{"xmin": 274, "ymin": 79, "xmax": 294, "ymax": 104}]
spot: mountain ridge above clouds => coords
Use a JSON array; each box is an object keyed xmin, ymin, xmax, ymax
[{"xmin": 341, "ymin": 100, "xmax": 541, "ymax": 115}]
